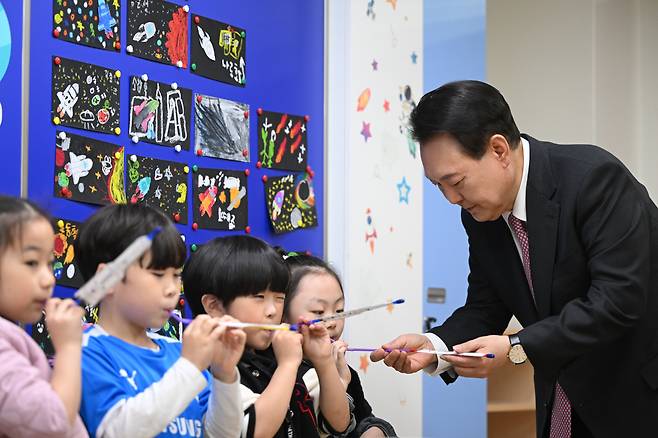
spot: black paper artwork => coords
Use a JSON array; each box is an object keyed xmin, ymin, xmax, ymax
[
  {"xmin": 52, "ymin": 56, "xmax": 120, "ymax": 134},
  {"xmin": 192, "ymin": 167, "xmax": 248, "ymax": 231},
  {"xmin": 129, "ymin": 76, "xmax": 192, "ymax": 150},
  {"xmin": 191, "ymin": 15, "xmax": 246, "ymax": 86}
]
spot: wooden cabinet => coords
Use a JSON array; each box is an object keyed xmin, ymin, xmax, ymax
[{"xmin": 488, "ymin": 321, "xmax": 536, "ymax": 438}]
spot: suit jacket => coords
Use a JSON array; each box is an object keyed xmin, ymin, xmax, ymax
[{"xmin": 430, "ymin": 135, "xmax": 658, "ymax": 437}]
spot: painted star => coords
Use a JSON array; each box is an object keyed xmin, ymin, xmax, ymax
[
  {"xmin": 85, "ymin": 145, "xmax": 91, "ymax": 152},
  {"xmin": 97, "ymin": 154, "xmax": 103, "ymax": 160},
  {"xmin": 397, "ymin": 176, "xmax": 411, "ymax": 204},
  {"xmin": 411, "ymin": 51, "xmax": 418, "ymax": 64},
  {"xmin": 360, "ymin": 122, "xmax": 372, "ymax": 142},
  {"xmin": 359, "ymin": 354, "xmax": 370, "ymax": 373},
  {"xmin": 387, "ymin": 0, "xmax": 397, "ymax": 10},
  {"xmin": 371, "ymin": 59, "xmax": 378, "ymax": 71},
  {"xmin": 95, "ymin": 172, "xmax": 101, "ymax": 180},
  {"xmin": 89, "ymin": 185, "xmax": 97, "ymax": 193},
  {"xmin": 383, "ymin": 100, "xmax": 390, "ymax": 112}
]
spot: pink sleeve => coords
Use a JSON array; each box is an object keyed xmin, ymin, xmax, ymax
[{"xmin": 0, "ymin": 337, "xmax": 87, "ymax": 438}]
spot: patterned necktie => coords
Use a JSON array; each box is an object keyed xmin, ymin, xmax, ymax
[{"xmin": 508, "ymin": 214, "xmax": 572, "ymax": 438}]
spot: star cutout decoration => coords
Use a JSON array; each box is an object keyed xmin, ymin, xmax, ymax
[
  {"xmin": 360, "ymin": 122, "xmax": 372, "ymax": 142},
  {"xmin": 397, "ymin": 177, "xmax": 411, "ymax": 204},
  {"xmin": 359, "ymin": 354, "xmax": 370, "ymax": 373},
  {"xmin": 387, "ymin": 0, "xmax": 397, "ymax": 10},
  {"xmin": 371, "ymin": 59, "xmax": 378, "ymax": 71},
  {"xmin": 383, "ymin": 100, "xmax": 390, "ymax": 112},
  {"xmin": 411, "ymin": 51, "xmax": 418, "ymax": 64}
]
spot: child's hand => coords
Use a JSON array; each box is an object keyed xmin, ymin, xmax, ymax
[
  {"xmin": 209, "ymin": 315, "xmax": 247, "ymax": 383},
  {"xmin": 181, "ymin": 315, "xmax": 223, "ymax": 372},
  {"xmin": 271, "ymin": 330, "xmax": 303, "ymax": 368},
  {"xmin": 332, "ymin": 339, "xmax": 351, "ymax": 388},
  {"xmin": 45, "ymin": 298, "xmax": 84, "ymax": 352},
  {"xmin": 299, "ymin": 319, "xmax": 333, "ymax": 366}
]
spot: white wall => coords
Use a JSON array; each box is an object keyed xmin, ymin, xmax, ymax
[
  {"xmin": 326, "ymin": 0, "xmax": 424, "ymax": 435},
  {"xmin": 487, "ymin": 0, "xmax": 658, "ymax": 200}
]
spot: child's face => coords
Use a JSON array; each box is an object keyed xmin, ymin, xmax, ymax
[
  {"xmin": 109, "ymin": 250, "xmax": 182, "ymax": 329},
  {"xmin": 286, "ymin": 273, "xmax": 345, "ymax": 340},
  {"xmin": 225, "ymin": 290, "xmax": 285, "ymax": 350},
  {"xmin": 0, "ymin": 218, "xmax": 55, "ymax": 324}
]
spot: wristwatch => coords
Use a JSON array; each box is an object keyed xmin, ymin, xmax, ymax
[{"xmin": 507, "ymin": 334, "xmax": 527, "ymax": 365}]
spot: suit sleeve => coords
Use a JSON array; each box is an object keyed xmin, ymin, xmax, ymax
[
  {"xmin": 430, "ymin": 219, "xmax": 513, "ymax": 349},
  {"xmin": 519, "ymin": 161, "xmax": 651, "ymax": 380}
]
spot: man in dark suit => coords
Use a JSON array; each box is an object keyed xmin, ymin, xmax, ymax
[{"xmin": 371, "ymin": 80, "xmax": 658, "ymax": 437}]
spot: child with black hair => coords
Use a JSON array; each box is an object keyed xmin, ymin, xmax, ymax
[
  {"xmin": 183, "ymin": 235, "xmax": 351, "ymax": 438},
  {"xmin": 76, "ymin": 204, "xmax": 245, "ymax": 437},
  {"xmin": 0, "ymin": 195, "xmax": 88, "ymax": 437},
  {"xmin": 283, "ymin": 254, "xmax": 397, "ymax": 438}
]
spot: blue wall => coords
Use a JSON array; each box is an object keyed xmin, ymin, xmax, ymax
[
  {"xmin": 422, "ymin": 1, "xmax": 487, "ymax": 436},
  {"xmin": 0, "ymin": 0, "xmax": 23, "ymax": 196}
]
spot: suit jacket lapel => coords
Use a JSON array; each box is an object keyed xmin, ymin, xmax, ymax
[{"xmin": 524, "ymin": 136, "xmax": 560, "ymax": 319}]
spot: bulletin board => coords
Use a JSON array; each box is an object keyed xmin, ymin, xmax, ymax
[{"xmin": 27, "ymin": 1, "xmax": 325, "ymax": 304}]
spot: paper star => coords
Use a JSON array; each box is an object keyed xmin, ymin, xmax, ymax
[
  {"xmin": 387, "ymin": 0, "xmax": 397, "ymax": 10},
  {"xmin": 360, "ymin": 122, "xmax": 372, "ymax": 142},
  {"xmin": 397, "ymin": 177, "xmax": 411, "ymax": 203},
  {"xmin": 383, "ymin": 100, "xmax": 390, "ymax": 112},
  {"xmin": 411, "ymin": 51, "xmax": 418, "ymax": 64},
  {"xmin": 371, "ymin": 59, "xmax": 378, "ymax": 71},
  {"xmin": 359, "ymin": 354, "xmax": 370, "ymax": 373},
  {"xmin": 95, "ymin": 172, "xmax": 101, "ymax": 180}
]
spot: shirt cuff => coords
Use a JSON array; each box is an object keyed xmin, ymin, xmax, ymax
[{"xmin": 422, "ymin": 333, "xmax": 454, "ymax": 376}]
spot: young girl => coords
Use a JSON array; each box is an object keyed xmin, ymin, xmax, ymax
[
  {"xmin": 183, "ymin": 236, "xmax": 351, "ymax": 438},
  {"xmin": 283, "ymin": 254, "xmax": 397, "ymax": 438},
  {"xmin": 0, "ymin": 195, "xmax": 88, "ymax": 437}
]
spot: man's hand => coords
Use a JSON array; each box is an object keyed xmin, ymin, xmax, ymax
[
  {"xmin": 369, "ymin": 333, "xmax": 437, "ymax": 374},
  {"xmin": 443, "ymin": 335, "xmax": 511, "ymax": 378}
]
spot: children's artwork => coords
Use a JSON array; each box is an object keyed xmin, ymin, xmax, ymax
[
  {"xmin": 32, "ymin": 312, "xmax": 55, "ymax": 359},
  {"xmin": 52, "ymin": 0, "xmax": 121, "ymax": 51},
  {"xmin": 399, "ymin": 85, "xmax": 418, "ymax": 158},
  {"xmin": 129, "ymin": 76, "xmax": 192, "ymax": 150},
  {"xmin": 265, "ymin": 173, "xmax": 317, "ymax": 234},
  {"xmin": 194, "ymin": 94, "xmax": 249, "ymax": 162},
  {"xmin": 191, "ymin": 15, "xmax": 246, "ymax": 87},
  {"xmin": 54, "ymin": 131, "xmax": 126, "ymax": 205},
  {"xmin": 193, "ymin": 167, "xmax": 248, "ymax": 231},
  {"xmin": 53, "ymin": 218, "xmax": 84, "ymax": 289},
  {"xmin": 127, "ymin": 0, "xmax": 188, "ymax": 68},
  {"xmin": 52, "ymin": 56, "xmax": 120, "ymax": 134},
  {"xmin": 126, "ymin": 155, "xmax": 188, "ymax": 224},
  {"xmin": 258, "ymin": 110, "xmax": 308, "ymax": 172}
]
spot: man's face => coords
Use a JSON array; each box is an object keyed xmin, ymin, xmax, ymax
[{"xmin": 420, "ymin": 133, "xmax": 517, "ymax": 222}]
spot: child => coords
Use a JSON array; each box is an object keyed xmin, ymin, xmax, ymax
[
  {"xmin": 76, "ymin": 204, "xmax": 245, "ymax": 437},
  {"xmin": 0, "ymin": 195, "xmax": 88, "ymax": 437},
  {"xmin": 183, "ymin": 235, "xmax": 351, "ymax": 438},
  {"xmin": 283, "ymin": 254, "xmax": 397, "ymax": 438}
]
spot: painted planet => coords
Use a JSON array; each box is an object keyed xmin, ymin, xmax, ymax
[{"xmin": 0, "ymin": 2, "xmax": 11, "ymax": 82}]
